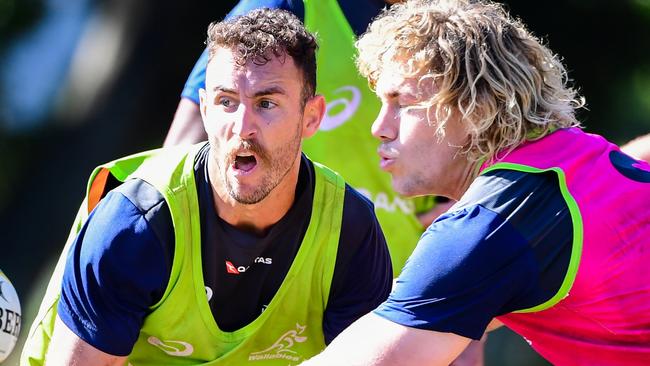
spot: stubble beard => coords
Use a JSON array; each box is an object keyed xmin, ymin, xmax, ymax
[{"xmin": 217, "ymin": 124, "xmax": 303, "ymax": 205}]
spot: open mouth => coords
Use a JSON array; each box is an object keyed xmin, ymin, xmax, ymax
[{"xmin": 234, "ymin": 153, "xmax": 257, "ymax": 172}]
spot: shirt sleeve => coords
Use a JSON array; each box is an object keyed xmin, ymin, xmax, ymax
[
  {"xmin": 57, "ymin": 188, "xmax": 170, "ymax": 356},
  {"xmin": 180, "ymin": 0, "xmax": 304, "ymax": 103},
  {"xmin": 373, "ymin": 206, "xmax": 536, "ymax": 340},
  {"xmin": 373, "ymin": 170, "xmax": 572, "ymax": 340},
  {"xmin": 322, "ymin": 186, "xmax": 393, "ymax": 344}
]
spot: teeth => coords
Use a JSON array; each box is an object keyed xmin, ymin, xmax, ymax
[{"xmin": 237, "ymin": 152, "xmax": 253, "ymax": 157}]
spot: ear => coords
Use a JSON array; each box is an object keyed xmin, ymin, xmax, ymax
[
  {"xmin": 301, "ymin": 94, "xmax": 326, "ymax": 138},
  {"xmin": 199, "ymin": 88, "xmax": 208, "ymax": 126}
]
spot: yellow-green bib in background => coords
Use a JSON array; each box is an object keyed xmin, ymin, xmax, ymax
[{"xmin": 303, "ymin": 0, "xmax": 426, "ymax": 275}]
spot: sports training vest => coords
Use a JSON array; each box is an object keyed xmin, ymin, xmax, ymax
[
  {"xmin": 303, "ymin": 0, "xmax": 426, "ymax": 275},
  {"xmin": 22, "ymin": 144, "xmax": 346, "ymax": 365},
  {"xmin": 482, "ymin": 128, "xmax": 650, "ymax": 365}
]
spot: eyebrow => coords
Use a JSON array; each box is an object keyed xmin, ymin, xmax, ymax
[
  {"xmin": 212, "ymin": 85, "xmax": 287, "ymax": 98},
  {"xmin": 385, "ymin": 90, "xmax": 417, "ymax": 102}
]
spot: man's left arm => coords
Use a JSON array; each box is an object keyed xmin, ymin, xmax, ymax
[
  {"xmin": 306, "ymin": 312, "xmax": 471, "ymax": 366},
  {"xmin": 311, "ymin": 197, "xmax": 550, "ymax": 365}
]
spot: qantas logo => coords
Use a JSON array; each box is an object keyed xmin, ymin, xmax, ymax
[
  {"xmin": 226, "ymin": 258, "xmax": 272, "ymax": 274},
  {"xmin": 254, "ymin": 257, "xmax": 272, "ymax": 265},
  {"xmin": 320, "ymin": 86, "xmax": 361, "ymax": 131},
  {"xmin": 147, "ymin": 336, "xmax": 194, "ymax": 357},
  {"xmin": 225, "ymin": 260, "xmax": 247, "ymax": 274}
]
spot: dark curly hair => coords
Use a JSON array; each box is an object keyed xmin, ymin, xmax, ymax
[{"xmin": 206, "ymin": 8, "xmax": 318, "ymax": 106}]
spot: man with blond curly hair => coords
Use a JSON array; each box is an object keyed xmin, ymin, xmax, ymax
[{"xmin": 304, "ymin": 1, "xmax": 650, "ymax": 365}]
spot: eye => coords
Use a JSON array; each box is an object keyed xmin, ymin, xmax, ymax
[
  {"xmin": 259, "ymin": 99, "xmax": 277, "ymax": 110},
  {"xmin": 219, "ymin": 97, "xmax": 233, "ymax": 107}
]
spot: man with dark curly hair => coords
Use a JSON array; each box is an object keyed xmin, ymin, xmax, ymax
[
  {"xmin": 165, "ymin": 0, "xmax": 455, "ymax": 281},
  {"xmin": 21, "ymin": 9, "xmax": 392, "ymax": 365}
]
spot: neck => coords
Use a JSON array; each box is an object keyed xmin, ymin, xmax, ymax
[
  {"xmin": 210, "ymin": 155, "xmax": 302, "ymax": 236},
  {"xmin": 446, "ymin": 156, "xmax": 481, "ymax": 201}
]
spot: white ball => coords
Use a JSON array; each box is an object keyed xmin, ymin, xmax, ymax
[{"xmin": 0, "ymin": 270, "xmax": 21, "ymax": 363}]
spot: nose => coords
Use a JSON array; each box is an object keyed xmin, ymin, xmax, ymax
[
  {"xmin": 371, "ymin": 103, "xmax": 397, "ymax": 142},
  {"xmin": 231, "ymin": 104, "xmax": 257, "ymax": 139}
]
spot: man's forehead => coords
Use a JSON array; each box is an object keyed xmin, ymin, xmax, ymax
[
  {"xmin": 207, "ymin": 46, "xmax": 292, "ymax": 71},
  {"xmin": 206, "ymin": 47, "xmax": 298, "ymax": 90},
  {"xmin": 375, "ymin": 72, "xmax": 419, "ymax": 98}
]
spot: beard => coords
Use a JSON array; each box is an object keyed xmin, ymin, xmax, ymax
[{"xmin": 213, "ymin": 124, "xmax": 303, "ymax": 205}]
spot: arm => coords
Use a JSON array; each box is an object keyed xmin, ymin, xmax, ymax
[
  {"xmin": 450, "ymin": 335, "xmax": 486, "ymax": 366},
  {"xmin": 51, "ymin": 184, "xmax": 171, "ymax": 362},
  {"xmin": 309, "ymin": 177, "xmax": 561, "ymax": 365},
  {"xmin": 163, "ymin": 97, "xmax": 206, "ymax": 146},
  {"xmin": 46, "ymin": 316, "xmax": 126, "ymax": 366},
  {"xmin": 621, "ymin": 133, "xmax": 650, "ymax": 163},
  {"xmin": 305, "ymin": 313, "xmax": 471, "ymax": 366}
]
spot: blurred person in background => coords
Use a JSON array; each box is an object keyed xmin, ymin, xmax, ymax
[
  {"xmin": 622, "ymin": 132, "xmax": 650, "ymax": 163},
  {"xmin": 21, "ymin": 9, "xmax": 392, "ymax": 365},
  {"xmin": 304, "ymin": 1, "xmax": 650, "ymax": 365}
]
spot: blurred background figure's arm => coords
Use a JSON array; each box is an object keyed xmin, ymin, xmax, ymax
[
  {"xmin": 163, "ymin": 97, "xmax": 206, "ymax": 146},
  {"xmin": 621, "ymin": 133, "xmax": 650, "ymax": 163}
]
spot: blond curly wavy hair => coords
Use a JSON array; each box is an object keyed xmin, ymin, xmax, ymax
[{"xmin": 356, "ymin": 0, "xmax": 584, "ymax": 162}]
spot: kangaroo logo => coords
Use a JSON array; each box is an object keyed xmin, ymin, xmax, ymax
[
  {"xmin": 248, "ymin": 323, "xmax": 308, "ymax": 362},
  {"xmin": 320, "ymin": 86, "xmax": 361, "ymax": 131},
  {"xmin": 147, "ymin": 336, "xmax": 194, "ymax": 357}
]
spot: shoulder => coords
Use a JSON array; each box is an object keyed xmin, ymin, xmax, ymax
[
  {"xmin": 113, "ymin": 179, "xmax": 165, "ymax": 213},
  {"xmin": 374, "ymin": 205, "xmax": 536, "ymax": 338},
  {"xmin": 415, "ymin": 205, "xmax": 530, "ymax": 279},
  {"xmin": 57, "ymin": 179, "xmax": 174, "ymax": 355},
  {"xmin": 109, "ymin": 179, "xmax": 173, "ymax": 247},
  {"xmin": 372, "ymin": 170, "xmax": 574, "ymax": 338},
  {"xmin": 74, "ymin": 178, "xmax": 174, "ymax": 273},
  {"xmin": 342, "ymin": 184, "xmax": 376, "ymax": 227},
  {"xmin": 457, "ymin": 168, "xmax": 563, "ymax": 214},
  {"xmin": 458, "ymin": 168, "xmax": 572, "ymax": 252},
  {"xmin": 338, "ymin": 184, "xmax": 386, "ymax": 263},
  {"xmin": 415, "ymin": 168, "xmax": 571, "ymax": 287}
]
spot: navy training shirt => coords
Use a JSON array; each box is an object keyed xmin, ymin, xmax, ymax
[
  {"xmin": 181, "ymin": 0, "xmax": 387, "ymax": 104},
  {"xmin": 58, "ymin": 144, "xmax": 392, "ymax": 356},
  {"xmin": 374, "ymin": 169, "xmax": 573, "ymax": 340}
]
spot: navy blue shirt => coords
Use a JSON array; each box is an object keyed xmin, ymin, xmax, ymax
[
  {"xmin": 181, "ymin": 0, "xmax": 387, "ymax": 104},
  {"xmin": 58, "ymin": 145, "xmax": 392, "ymax": 356},
  {"xmin": 374, "ymin": 169, "xmax": 572, "ymax": 340}
]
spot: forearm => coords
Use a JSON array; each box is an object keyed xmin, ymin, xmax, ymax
[
  {"xmin": 304, "ymin": 313, "xmax": 471, "ymax": 366},
  {"xmin": 46, "ymin": 316, "xmax": 126, "ymax": 366}
]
